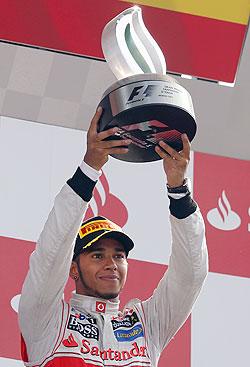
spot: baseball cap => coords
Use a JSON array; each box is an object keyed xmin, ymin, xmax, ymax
[{"xmin": 73, "ymin": 216, "xmax": 134, "ymax": 260}]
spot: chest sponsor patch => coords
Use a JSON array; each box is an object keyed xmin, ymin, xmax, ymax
[
  {"xmin": 111, "ymin": 311, "xmax": 140, "ymax": 331},
  {"xmin": 81, "ymin": 339, "xmax": 149, "ymax": 361},
  {"xmin": 67, "ymin": 314, "xmax": 99, "ymax": 340},
  {"xmin": 114, "ymin": 324, "xmax": 144, "ymax": 342},
  {"xmin": 71, "ymin": 309, "xmax": 97, "ymax": 324},
  {"xmin": 96, "ymin": 301, "xmax": 106, "ymax": 313}
]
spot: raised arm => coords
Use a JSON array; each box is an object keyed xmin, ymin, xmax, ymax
[
  {"xmin": 18, "ymin": 107, "xmax": 131, "ymax": 343},
  {"xmin": 141, "ymin": 136, "xmax": 208, "ymax": 354}
]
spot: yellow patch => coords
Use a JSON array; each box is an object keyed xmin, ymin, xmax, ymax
[
  {"xmin": 120, "ymin": 0, "xmax": 250, "ymax": 25},
  {"xmin": 79, "ymin": 219, "xmax": 121, "ymax": 239}
]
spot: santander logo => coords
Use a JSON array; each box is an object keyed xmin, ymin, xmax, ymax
[
  {"xmin": 85, "ymin": 171, "xmax": 128, "ymax": 227},
  {"xmin": 207, "ymin": 190, "xmax": 241, "ymax": 231}
]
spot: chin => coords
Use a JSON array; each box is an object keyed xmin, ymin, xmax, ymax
[{"xmin": 98, "ymin": 292, "xmax": 119, "ymax": 300}]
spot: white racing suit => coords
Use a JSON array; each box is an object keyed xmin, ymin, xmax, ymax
[{"xmin": 19, "ymin": 165, "xmax": 208, "ymax": 367}]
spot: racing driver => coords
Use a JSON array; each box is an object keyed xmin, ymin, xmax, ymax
[{"xmin": 19, "ymin": 107, "xmax": 208, "ymax": 367}]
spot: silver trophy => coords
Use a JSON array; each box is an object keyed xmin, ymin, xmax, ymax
[{"xmin": 98, "ymin": 6, "xmax": 196, "ymax": 162}]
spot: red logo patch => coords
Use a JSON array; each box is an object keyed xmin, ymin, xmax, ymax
[
  {"xmin": 96, "ymin": 301, "xmax": 106, "ymax": 313},
  {"xmin": 194, "ymin": 153, "xmax": 250, "ymax": 278},
  {"xmin": 62, "ymin": 333, "xmax": 78, "ymax": 348}
]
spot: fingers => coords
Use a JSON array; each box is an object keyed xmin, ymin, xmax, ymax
[
  {"xmin": 155, "ymin": 134, "xmax": 190, "ymax": 160},
  {"xmin": 109, "ymin": 147, "xmax": 130, "ymax": 155},
  {"xmin": 155, "ymin": 141, "xmax": 181, "ymax": 160},
  {"xmin": 155, "ymin": 144, "xmax": 168, "ymax": 159},
  {"xmin": 88, "ymin": 107, "xmax": 126, "ymax": 143},
  {"xmin": 96, "ymin": 126, "xmax": 119, "ymax": 142},
  {"xmin": 181, "ymin": 133, "xmax": 191, "ymax": 160},
  {"xmin": 88, "ymin": 106, "xmax": 103, "ymax": 136},
  {"xmin": 97, "ymin": 139, "xmax": 132, "ymax": 149}
]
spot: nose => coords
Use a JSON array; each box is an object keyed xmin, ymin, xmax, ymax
[{"xmin": 104, "ymin": 256, "xmax": 118, "ymax": 271}]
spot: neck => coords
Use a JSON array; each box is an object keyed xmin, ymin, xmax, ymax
[{"xmin": 75, "ymin": 289, "xmax": 120, "ymax": 302}]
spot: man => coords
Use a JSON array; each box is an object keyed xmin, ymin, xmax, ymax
[{"xmin": 19, "ymin": 107, "xmax": 208, "ymax": 367}]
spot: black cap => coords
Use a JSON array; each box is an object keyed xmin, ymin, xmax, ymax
[{"xmin": 73, "ymin": 216, "xmax": 134, "ymax": 260}]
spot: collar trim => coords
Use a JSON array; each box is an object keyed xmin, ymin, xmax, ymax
[{"xmin": 71, "ymin": 293, "xmax": 120, "ymax": 315}]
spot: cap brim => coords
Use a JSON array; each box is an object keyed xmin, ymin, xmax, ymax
[
  {"xmin": 102, "ymin": 230, "xmax": 134, "ymax": 254},
  {"xmin": 81, "ymin": 230, "xmax": 134, "ymax": 256},
  {"xmin": 73, "ymin": 226, "xmax": 135, "ymax": 260}
]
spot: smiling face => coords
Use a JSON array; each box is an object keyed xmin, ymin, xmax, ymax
[{"xmin": 70, "ymin": 237, "xmax": 128, "ymax": 300}]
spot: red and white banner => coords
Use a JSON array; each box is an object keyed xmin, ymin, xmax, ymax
[
  {"xmin": 0, "ymin": 1, "xmax": 249, "ymax": 366},
  {"xmin": 0, "ymin": 117, "xmax": 249, "ymax": 367}
]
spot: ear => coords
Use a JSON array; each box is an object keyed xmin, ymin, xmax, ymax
[{"xmin": 69, "ymin": 261, "xmax": 79, "ymax": 281}]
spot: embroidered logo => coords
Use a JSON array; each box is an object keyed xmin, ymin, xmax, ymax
[
  {"xmin": 67, "ymin": 315, "xmax": 99, "ymax": 340},
  {"xmin": 79, "ymin": 220, "xmax": 121, "ymax": 239},
  {"xmin": 114, "ymin": 325, "xmax": 144, "ymax": 342},
  {"xmin": 96, "ymin": 301, "xmax": 106, "ymax": 313},
  {"xmin": 111, "ymin": 312, "xmax": 139, "ymax": 330},
  {"xmin": 62, "ymin": 333, "xmax": 78, "ymax": 348},
  {"xmin": 81, "ymin": 339, "xmax": 148, "ymax": 361}
]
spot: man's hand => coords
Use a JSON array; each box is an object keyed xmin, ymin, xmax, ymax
[
  {"xmin": 84, "ymin": 107, "xmax": 132, "ymax": 171},
  {"xmin": 155, "ymin": 134, "xmax": 190, "ymax": 188}
]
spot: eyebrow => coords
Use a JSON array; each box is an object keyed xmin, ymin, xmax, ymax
[{"xmin": 89, "ymin": 246, "xmax": 125, "ymax": 253}]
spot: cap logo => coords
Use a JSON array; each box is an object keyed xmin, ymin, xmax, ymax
[
  {"xmin": 96, "ymin": 301, "xmax": 106, "ymax": 313},
  {"xmin": 79, "ymin": 219, "xmax": 121, "ymax": 239}
]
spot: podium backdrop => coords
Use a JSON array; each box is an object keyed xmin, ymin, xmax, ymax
[{"xmin": 0, "ymin": 1, "xmax": 250, "ymax": 366}]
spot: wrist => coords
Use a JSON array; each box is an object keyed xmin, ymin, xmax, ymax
[
  {"xmin": 83, "ymin": 154, "xmax": 104, "ymax": 171},
  {"xmin": 166, "ymin": 177, "xmax": 185, "ymax": 189},
  {"xmin": 167, "ymin": 178, "xmax": 191, "ymax": 198},
  {"xmin": 80, "ymin": 160, "xmax": 102, "ymax": 181}
]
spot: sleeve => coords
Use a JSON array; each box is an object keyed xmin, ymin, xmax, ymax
[
  {"xmin": 141, "ymin": 203, "xmax": 208, "ymax": 354},
  {"xmin": 18, "ymin": 166, "xmax": 98, "ymax": 344}
]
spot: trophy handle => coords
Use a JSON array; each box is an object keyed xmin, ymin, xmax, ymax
[{"xmin": 101, "ymin": 6, "xmax": 166, "ymax": 80}]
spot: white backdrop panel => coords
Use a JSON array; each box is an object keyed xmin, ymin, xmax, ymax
[
  {"xmin": 0, "ymin": 358, "xmax": 24, "ymax": 366},
  {"xmin": 191, "ymin": 272, "xmax": 250, "ymax": 367},
  {"xmin": 0, "ymin": 116, "xmax": 53, "ymax": 241},
  {"xmin": 0, "ymin": 115, "xmax": 193, "ymax": 264}
]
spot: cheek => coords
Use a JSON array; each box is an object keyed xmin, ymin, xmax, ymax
[
  {"xmin": 80, "ymin": 264, "xmax": 97, "ymax": 283},
  {"xmin": 119, "ymin": 263, "xmax": 128, "ymax": 283}
]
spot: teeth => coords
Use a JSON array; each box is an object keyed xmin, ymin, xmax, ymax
[{"xmin": 102, "ymin": 6, "xmax": 166, "ymax": 80}]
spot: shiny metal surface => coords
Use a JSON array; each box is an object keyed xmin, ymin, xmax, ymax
[
  {"xmin": 108, "ymin": 77, "xmax": 195, "ymax": 119},
  {"xmin": 101, "ymin": 6, "xmax": 166, "ymax": 80},
  {"xmin": 102, "ymin": 73, "xmax": 176, "ymax": 98}
]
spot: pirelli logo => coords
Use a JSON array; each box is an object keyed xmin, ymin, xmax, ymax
[{"xmin": 79, "ymin": 220, "xmax": 121, "ymax": 239}]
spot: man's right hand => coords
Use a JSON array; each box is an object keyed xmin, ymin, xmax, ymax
[{"xmin": 84, "ymin": 107, "xmax": 132, "ymax": 171}]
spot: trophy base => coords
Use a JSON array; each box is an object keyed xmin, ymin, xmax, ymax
[{"xmin": 98, "ymin": 74, "xmax": 196, "ymax": 163}]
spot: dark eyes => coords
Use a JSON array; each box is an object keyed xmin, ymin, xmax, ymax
[
  {"xmin": 92, "ymin": 253, "xmax": 103, "ymax": 259},
  {"xmin": 92, "ymin": 253, "xmax": 125, "ymax": 260},
  {"xmin": 115, "ymin": 254, "xmax": 126, "ymax": 259}
]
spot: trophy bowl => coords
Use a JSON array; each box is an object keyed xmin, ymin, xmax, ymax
[{"xmin": 98, "ymin": 73, "xmax": 196, "ymax": 163}]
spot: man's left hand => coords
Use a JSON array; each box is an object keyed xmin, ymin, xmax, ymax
[{"xmin": 155, "ymin": 134, "xmax": 190, "ymax": 188}]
